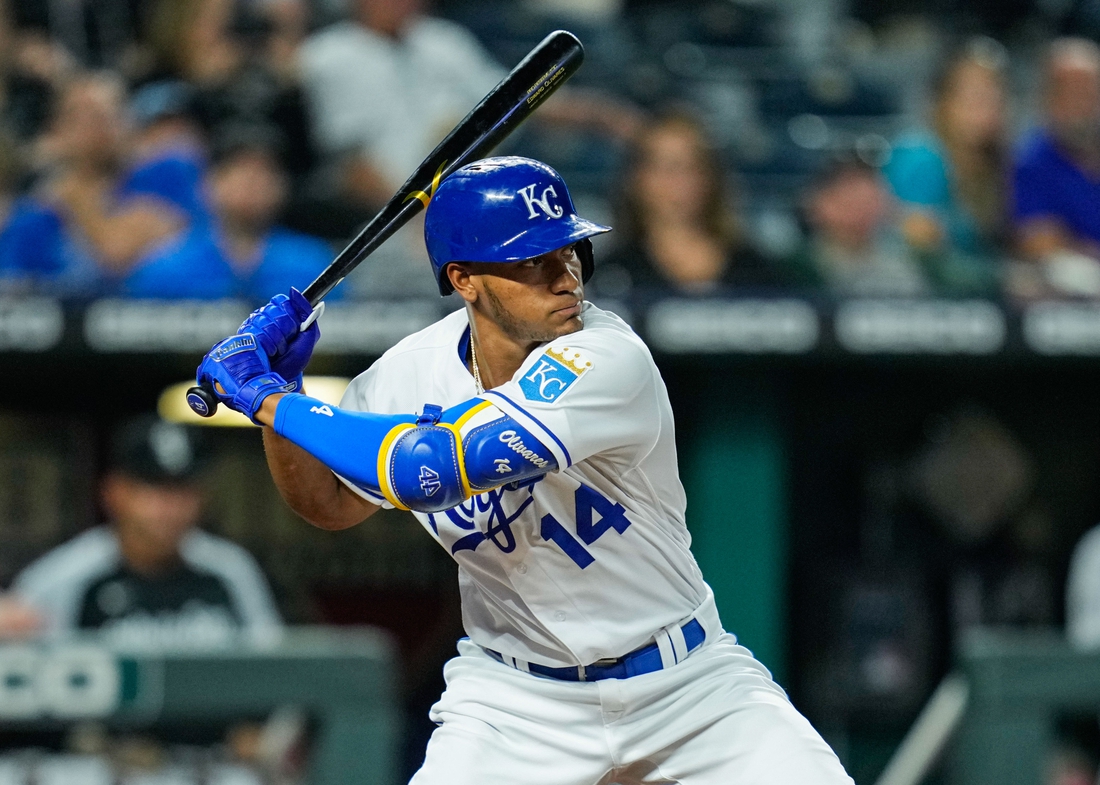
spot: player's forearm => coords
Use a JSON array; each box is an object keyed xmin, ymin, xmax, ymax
[{"xmin": 261, "ymin": 424, "xmax": 379, "ymax": 531}]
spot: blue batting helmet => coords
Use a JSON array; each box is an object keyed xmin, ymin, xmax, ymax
[{"xmin": 424, "ymin": 156, "xmax": 611, "ymax": 295}]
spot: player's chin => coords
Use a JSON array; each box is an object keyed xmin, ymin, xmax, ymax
[
  {"xmin": 550, "ymin": 309, "xmax": 584, "ymax": 334},
  {"xmin": 531, "ymin": 316, "xmax": 582, "ymax": 344}
]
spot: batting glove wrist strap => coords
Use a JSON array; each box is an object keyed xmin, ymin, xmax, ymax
[{"xmin": 235, "ymin": 373, "xmax": 295, "ymax": 424}]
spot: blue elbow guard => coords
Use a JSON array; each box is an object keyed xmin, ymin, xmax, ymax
[
  {"xmin": 447, "ymin": 399, "xmax": 557, "ymax": 491},
  {"xmin": 273, "ymin": 395, "xmax": 558, "ymax": 514}
]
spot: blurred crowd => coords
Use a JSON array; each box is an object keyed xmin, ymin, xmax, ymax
[
  {"xmin": 9, "ymin": 1, "xmax": 1100, "ymax": 781},
  {"xmin": 4, "ymin": 0, "xmax": 1100, "ymax": 302}
]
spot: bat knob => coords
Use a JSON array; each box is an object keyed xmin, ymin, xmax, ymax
[{"xmin": 186, "ymin": 385, "xmax": 219, "ymax": 417}]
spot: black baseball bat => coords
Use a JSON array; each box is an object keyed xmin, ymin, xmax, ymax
[{"xmin": 187, "ymin": 30, "xmax": 585, "ymax": 417}]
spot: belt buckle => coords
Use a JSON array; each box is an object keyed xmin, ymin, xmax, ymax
[{"xmin": 578, "ymin": 657, "xmax": 619, "ymax": 682}]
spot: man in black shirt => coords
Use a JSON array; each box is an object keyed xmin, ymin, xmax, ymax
[{"xmin": 0, "ymin": 416, "xmax": 281, "ymax": 647}]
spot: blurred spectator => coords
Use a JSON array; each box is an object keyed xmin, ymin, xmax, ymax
[
  {"xmin": 1013, "ymin": 37, "xmax": 1100, "ymax": 296},
  {"xmin": 885, "ymin": 37, "xmax": 1009, "ymax": 261},
  {"xmin": 143, "ymin": 0, "xmax": 243, "ymax": 88},
  {"xmin": 143, "ymin": 0, "xmax": 315, "ymax": 181},
  {"xmin": 10, "ymin": 0, "xmax": 141, "ymax": 71},
  {"xmin": 0, "ymin": 127, "xmax": 23, "ymax": 270},
  {"xmin": 0, "ymin": 72, "xmax": 190, "ymax": 295},
  {"xmin": 789, "ymin": 158, "xmax": 998, "ymax": 296},
  {"xmin": 127, "ymin": 80, "xmax": 210, "ymax": 230},
  {"xmin": 125, "ymin": 124, "xmax": 335, "ymax": 302},
  {"xmin": 0, "ymin": 416, "xmax": 281, "ymax": 647},
  {"xmin": 0, "ymin": 0, "xmax": 74, "ymax": 144},
  {"xmin": 300, "ymin": 0, "xmax": 639, "ymax": 210},
  {"xmin": 786, "ymin": 159, "xmax": 930, "ymax": 297},
  {"xmin": 599, "ymin": 111, "xmax": 776, "ymax": 295},
  {"xmin": 300, "ymin": 0, "xmax": 508, "ymax": 208}
]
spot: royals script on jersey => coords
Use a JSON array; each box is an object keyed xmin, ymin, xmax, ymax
[{"xmin": 339, "ymin": 303, "xmax": 710, "ymax": 667}]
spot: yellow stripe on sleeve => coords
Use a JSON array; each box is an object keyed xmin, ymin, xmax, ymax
[
  {"xmin": 376, "ymin": 422, "xmax": 416, "ymax": 510},
  {"xmin": 438, "ymin": 423, "xmax": 473, "ymax": 500},
  {"xmin": 452, "ymin": 400, "xmax": 495, "ymax": 432}
]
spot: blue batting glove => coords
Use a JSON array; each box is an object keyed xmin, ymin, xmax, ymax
[
  {"xmin": 238, "ymin": 288, "xmax": 322, "ymax": 392},
  {"xmin": 196, "ymin": 333, "xmax": 297, "ymax": 424}
]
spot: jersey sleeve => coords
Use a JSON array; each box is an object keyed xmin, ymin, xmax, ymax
[{"xmin": 481, "ymin": 330, "xmax": 661, "ymax": 470}]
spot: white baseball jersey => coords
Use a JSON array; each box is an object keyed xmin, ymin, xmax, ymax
[{"xmin": 340, "ymin": 302, "xmax": 714, "ymax": 667}]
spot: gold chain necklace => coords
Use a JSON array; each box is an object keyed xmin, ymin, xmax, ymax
[{"xmin": 470, "ymin": 336, "xmax": 485, "ymax": 394}]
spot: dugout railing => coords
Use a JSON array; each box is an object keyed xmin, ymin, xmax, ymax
[
  {"xmin": 0, "ymin": 627, "xmax": 398, "ymax": 784},
  {"xmin": 875, "ymin": 628, "xmax": 1100, "ymax": 785}
]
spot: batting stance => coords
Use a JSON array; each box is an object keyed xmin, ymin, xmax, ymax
[{"xmin": 196, "ymin": 157, "xmax": 853, "ymax": 784}]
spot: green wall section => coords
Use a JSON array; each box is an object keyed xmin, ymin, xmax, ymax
[{"xmin": 683, "ymin": 389, "xmax": 788, "ymax": 686}]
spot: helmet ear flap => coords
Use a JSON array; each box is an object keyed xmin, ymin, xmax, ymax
[
  {"xmin": 577, "ymin": 238, "xmax": 595, "ymax": 284},
  {"xmin": 438, "ymin": 261, "xmax": 456, "ymax": 296}
]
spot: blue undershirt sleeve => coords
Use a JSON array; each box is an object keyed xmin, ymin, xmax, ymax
[{"xmin": 274, "ymin": 393, "xmax": 415, "ymax": 494}]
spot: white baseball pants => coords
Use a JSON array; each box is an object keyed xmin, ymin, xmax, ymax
[{"xmin": 409, "ymin": 634, "xmax": 854, "ymax": 784}]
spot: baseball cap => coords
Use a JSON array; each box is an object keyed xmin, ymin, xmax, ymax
[
  {"xmin": 208, "ymin": 122, "xmax": 287, "ymax": 169},
  {"xmin": 109, "ymin": 415, "xmax": 208, "ymax": 484},
  {"xmin": 129, "ymin": 80, "xmax": 195, "ymax": 130}
]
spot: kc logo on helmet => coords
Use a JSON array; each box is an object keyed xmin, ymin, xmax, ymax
[{"xmin": 517, "ymin": 183, "xmax": 564, "ymax": 220}]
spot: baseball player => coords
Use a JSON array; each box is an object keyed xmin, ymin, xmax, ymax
[{"xmin": 195, "ymin": 156, "xmax": 853, "ymax": 783}]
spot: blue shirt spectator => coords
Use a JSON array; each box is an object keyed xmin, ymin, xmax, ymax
[
  {"xmin": 125, "ymin": 225, "xmax": 335, "ymax": 302},
  {"xmin": 1014, "ymin": 130, "xmax": 1100, "ymax": 245},
  {"xmin": 1013, "ymin": 38, "xmax": 1100, "ymax": 300},
  {"xmin": 884, "ymin": 41, "xmax": 1009, "ymax": 260},
  {"xmin": 122, "ymin": 148, "xmax": 207, "ymax": 228},
  {"xmin": 0, "ymin": 158, "xmax": 203, "ymax": 297},
  {"xmin": 123, "ymin": 123, "xmax": 337, "ymax": 303},
  {"xmin": 125, "ymin": 81, "xmax": 210, "ymax": 230},
  {"xmin": 0, "ymin": 198, "xmax": 103, "ymax": 294},
  {"xmin": 886, "ymin": 133, "xmax": 986, "ymax": 257},
  {"xmin": 0, "ymin": 74, "xmax": 193, "ymax": 296}
]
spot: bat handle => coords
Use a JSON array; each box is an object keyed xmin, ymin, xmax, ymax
[{"xmin": 186, "ymin": 384, "xmax": 219, "ymax": 417}]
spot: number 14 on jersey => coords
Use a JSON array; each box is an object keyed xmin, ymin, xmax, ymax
[{"xmin": 540, "ymin": 485, "xmax": 631, "ymax": 568}]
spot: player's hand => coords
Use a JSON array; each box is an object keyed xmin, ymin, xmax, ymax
[
  {"xmin": 196, "ymin": 333, "xmax": 297, "ymax": 424},
  {"xmin": 238, "ymin": 288, "xmax": 323, "ymax": 392}
]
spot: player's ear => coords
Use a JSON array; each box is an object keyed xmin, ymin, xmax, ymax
[{"xmin": 447, "ymin": 263, "xmax": 478, "ymax": 303}]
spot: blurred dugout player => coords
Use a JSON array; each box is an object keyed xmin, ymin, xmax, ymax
[{"xmin": 0, "ymin": 416, "xmax": 281, "ymax": 647}]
